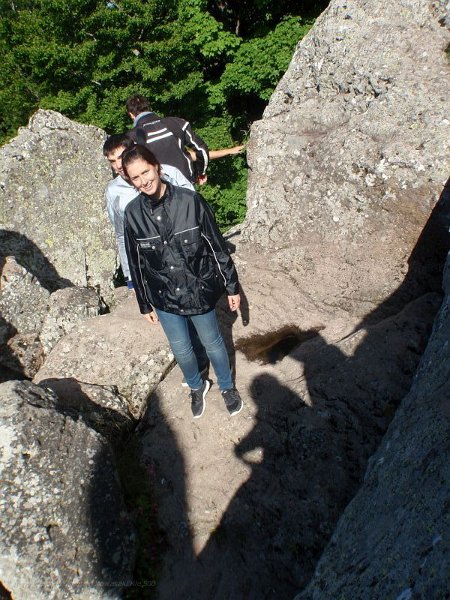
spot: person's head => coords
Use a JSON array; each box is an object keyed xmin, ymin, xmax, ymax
[
  {"xmin": 103, "ymin": 134, "xmax": 135, "ymax": 178},
  {"xmin": 126, "ymin": 94, "xmax": 151, "ymax": 120},
  {"xmin": 122, "ymin": 144, "xmax": 164, "ymax": 198}
]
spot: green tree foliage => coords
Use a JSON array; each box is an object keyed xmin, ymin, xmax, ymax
[
  {"xmin": 0, "ymin": 0, "xmax": 327, "ymax": 228},
  {"xmin": 218, "ymin": 17, "xmax": 312, "ymax": 102}
]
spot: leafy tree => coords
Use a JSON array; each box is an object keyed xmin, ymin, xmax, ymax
[
  {"xmin": 0, "ymin": 0, "xmax": 327, "ymax": 228},
  {"xmin": 218, "ymin": 17, "xmax": 311, "ymax": 102},
  {"xmin": 207, "ymin": 0, "xmax": 327, "ymax": 36}
]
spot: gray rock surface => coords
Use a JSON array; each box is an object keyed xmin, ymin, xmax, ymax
[
  {"xmin": 138, "ymin": 290, "xmax": 442, "ymax": 599},
  {"xmin": 0, "ymin": 380, "xmax": 135, "ymax": 600},
  {"xmin": 0, "ymin": 256, "xmax": 50, "ymax": 338},
  {"xmin": 40, "ymin": 286, "xmax": 102, "ymax": 356},
  {"xmin": 0, "ymin": 256, "xmax": 48, "ymax": 377},
  {"xmin": 242, "ymin": 0, "xmax": 450, "ymax": 318},
  {"xmin": 0, "ymin": 109, "xmax": 116, "ymax": 377},
  {"xmin": 0, "ymin": 109, "xmax": 116, "ymax": 298},
  {"xmin": 34, "ymin": 288, "xmax": 174, "ymax": 419},
  {"xmin": 0, "ymin": 256, "xmax": 102, "ymax": 378},
  {"xmin": 432, "ymin": 0, "xmax": 450, "ymax": 27},
  {"xmin": 295, "ymin": 254, "xmax": 450, "ymax": 600}
]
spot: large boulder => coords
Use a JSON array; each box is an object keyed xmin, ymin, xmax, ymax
[
  {"xmin": 0, "ymin": 109, "xmax": 116, "ymax": 299},
  {"xmin": 0, "ymin": 380, "xmax": 135, "ymax": 600},
  {"xmin": 0, "ymin": 110, "xmax": 114, "ymax": 375},
  {"xmin": 0, "ymin": 256, "xmax": 48, "ymax": 378},
  {"xmin": 242, "ymin": 0, "xmax": 450, "ymax": 318},
  {"xmin": 0, "ymin": 257, "xmax": 102, "ymax": 379},
  {"xmin": 34, "ymin": 290, "xmax": 174, "ymax": 419}
]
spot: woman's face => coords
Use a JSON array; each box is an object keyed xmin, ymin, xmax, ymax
[{"xmin": 126, "ymin": 158, "xmax": 164, "ymax": 198}]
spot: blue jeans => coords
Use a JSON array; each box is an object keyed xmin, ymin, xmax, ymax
[{"xmin": 154, "ymin": 308, "xmax": 233, "ymax": 391}]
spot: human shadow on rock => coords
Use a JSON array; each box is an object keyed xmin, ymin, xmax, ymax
[
  {"xmin": 178, "ymin": 181, "xmax": 450, "ymax": 597},
  {"xmin": 179, "ymin": 373, "xmax": 326, "ymax": 599},
  {"xmin": 135, "ymin": 387, "xmax": 194, "ymax": 599}
]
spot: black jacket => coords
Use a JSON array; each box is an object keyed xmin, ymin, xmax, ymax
[
  {"xmin": 124, "ymin": 183, "xmax": 239, "ymax": 316},
  {"xmin": 129, "ymin": 112, "xmax": 209, "ymax": 183}
]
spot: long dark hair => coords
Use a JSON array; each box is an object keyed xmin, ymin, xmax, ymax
[{"xmin": 121, "ymin": 144, "xmax": 161, "ymax": 179}]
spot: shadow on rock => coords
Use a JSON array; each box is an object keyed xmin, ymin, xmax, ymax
[
  {"xmin": 0, "ymin": 379, "xmax": 135, "ymax": 599},
  {"xmin": 39, "ymin": 378, "xmax": 138, "ymax": 594},
  {"xmin": 37, "ymin": 377, "xmax": 136, "ymax": 443},
  {"xmin": 0, "ymin": 229, "xmax": 73, "ymax": 293},
  {"xmin": 0, "ymin": 230, "xmax": 74, "ymax": 382},
  {"xmin": 135, "ymin": 388, "xmax": 192, "ymax": 598},
  {"xmin": 0, "ymin": 316, "xmax": 26, "ymax": 383},
  {"xmin": 160, "ymin": 181, "xmax": 450, "ymax": 597},
  {"xmin": 356, "ymin": 177, "xmax": 450, "ymax": 328},
  {"xmin": 194, "ymin": 373, "xmax": 319, "ymax": 599},
  {"xmin": 37, "ymin": 377, "xmax": 166, "ymax": 598},
  {"xmin": 123, "ymin": 181, "xmax": 449, "ymax": 598}
]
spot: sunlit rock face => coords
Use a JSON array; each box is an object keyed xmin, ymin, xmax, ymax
[
  {"xmin": 243, "ymin": 0, "xmax": 450, "ymax": 318},
  {"xmin": 0, "ymin": 109, "xmax": 116, "ymax": 378},
  {"xmin": 0, "ymin": 109, "xmax": 116, "ymax": 298}
]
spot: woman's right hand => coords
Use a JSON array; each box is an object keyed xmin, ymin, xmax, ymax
[
  {"xmin": 144, "ymin": 312, "xmax": 159, "ymax": 325},
  {"xmin": 228, "ymin": 294, "xmax": 241, "ymax": 312}
]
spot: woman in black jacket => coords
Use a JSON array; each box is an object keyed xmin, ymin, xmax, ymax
[{"xmin": 123, "ymin": 145, "xmax": 243, "ymax": 418}]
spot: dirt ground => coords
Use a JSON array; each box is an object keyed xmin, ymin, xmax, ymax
[{"xmin": 138, "ymin": 289, "xmax": 441, "ymax": 600}]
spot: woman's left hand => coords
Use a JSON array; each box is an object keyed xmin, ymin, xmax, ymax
[
  {"xmin": 144, "ymin": 312, "xmax": 159, "ymax": 325},
  {"xmin": 228, "ymin": 294, "xmax": 240, "ymax": 312}
]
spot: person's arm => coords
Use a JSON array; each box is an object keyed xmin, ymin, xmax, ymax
[
  {"xmin": 209, "ymin": 145, "xmax": 245, "ymax": 159},
  {"xmin": 188, "ymin": 145, "xmax": 245, "ymax": 161},
  {"xmin": 106, "ymin": 187, "xmax": 133, "ymax": 283},
  {"xmin": 160, "ymin": 163, "xmax": 195, "ymax": 191},
  {"xmin": 112, "ymin": 200, "xmax": 132, "ymax": 281},
  {"xmin": 196, "ymin": 193, "xmax": 240, "ymax": 306},
  {"xmin": 172, "ymin": 117, "xmax": 209, "ymax": 176},
  {"xmin": 124, "ymin": 209, "xmax": 154, "ymax": 315},
  {"xmin": 187, "ymin": 145, "xmax": 245, "ymax": 185}
]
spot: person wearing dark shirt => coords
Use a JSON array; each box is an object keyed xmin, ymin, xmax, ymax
[
  {"xmin": 123, "ymin": 144, "xmax": 243, "ymax": 418},
  {"xmin": 126, "ymin": 94, "xmax": 209, "ymax": 185}
]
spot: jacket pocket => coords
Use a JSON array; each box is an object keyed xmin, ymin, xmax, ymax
[
  {"xmin": 174, "ymin": 227, "xmax": 202, "ymax": 258},
  {"xmin": 138, "ymin": 237, "xmax": 164, "ymax": 271}
]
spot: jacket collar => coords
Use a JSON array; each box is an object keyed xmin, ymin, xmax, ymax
[
  {"xmin": 141, "ymin": 181, "xmax": 173, "ymax": 213},
  {"xmin": 133, "ymin": 111, "xmax": 156, "ymax": 126}
]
